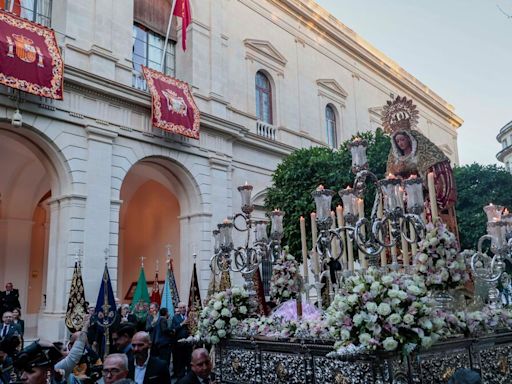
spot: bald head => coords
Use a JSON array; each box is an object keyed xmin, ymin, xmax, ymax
[
  {"xmin": 191, "ymin": 348, "xmax": 212, "ymax": 379},
  {"xmin": 132, "ymin": 332, "xmax": 151, "ymax": 365}
]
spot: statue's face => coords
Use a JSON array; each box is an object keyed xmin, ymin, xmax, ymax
[{"xmin": 395, "ymin": 134, "xmax": 411, "ymax": 152}]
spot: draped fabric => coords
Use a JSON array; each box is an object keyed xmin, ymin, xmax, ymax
[
  {"xmin": 65, "ymin": 261, "xmax": 86, "ymax": 333},
  {"xmin": 0, "ymin": 10, "xmax": 63, "ymax": 99},
  {"xmin": 134, "ymin": 0, "xmax": 176, "ymax": 40}
]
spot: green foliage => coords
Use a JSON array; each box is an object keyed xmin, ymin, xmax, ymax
[
  {"xmin": 265, "ymin": 129, "xmax": 391, "ymax": 259},
  {"xmin": 455, "ymin": 163, "xmax": 512, "ymax": 250}
]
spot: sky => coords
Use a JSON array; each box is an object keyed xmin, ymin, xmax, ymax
[{"xmin": 315, "ymin": 0, "xmax": 512, "ymax": 165}]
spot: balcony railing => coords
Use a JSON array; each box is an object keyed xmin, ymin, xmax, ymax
[{"xmin": 256, "ymin": 121, "xmax": 276, "ymax": 140}]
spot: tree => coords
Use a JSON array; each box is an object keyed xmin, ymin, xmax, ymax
[
  {"xmin": 265, "ymin": 129, "xmax": 391, "ymax": 259},
  {"xmin": 454, "ymin": 163, "xmax": 512, "ymax": 250}
]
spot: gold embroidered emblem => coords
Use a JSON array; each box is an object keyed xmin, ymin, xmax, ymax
[
  {"xmin": 6, "ymin": 33, "xmax": 44, "ymax": 67},
  {"xmin": 162, "ymin": 89, "xmax": 188, "ymax": 116}
]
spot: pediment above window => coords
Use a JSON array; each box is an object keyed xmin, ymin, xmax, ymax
[
  {"xmin": 316, "ymin": 79, "xmax": 348, "ymax": 99},
  {"xmin": 244, "ymin": 39, "xmax": 287, "ymax": 69}
]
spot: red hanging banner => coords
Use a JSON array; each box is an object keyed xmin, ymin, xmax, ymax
[
  {"xmin": 142, "ymin": 66, "xmax": 200, "ymax": 139},
  {"xmin": 0, "ymin": 10, "xmax": 63, "ymax": 99}
]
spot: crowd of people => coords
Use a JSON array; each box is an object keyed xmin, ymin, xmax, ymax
[{"xmin": 0, "ymin": 282, "xmax": 216, "ymax": 384}]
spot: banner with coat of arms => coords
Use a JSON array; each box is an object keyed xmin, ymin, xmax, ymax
[
  {"xmin": 142, "ymin": 66, "xmax": 200, "ymax": 139},
  {"xmin": 0, "ymin": 10, "xmax": 64, "ymax": 99}
]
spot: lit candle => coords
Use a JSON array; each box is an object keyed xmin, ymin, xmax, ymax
[
  {"xmin": 427, "ymin": 172, "xmax": 438, "ymax": 223},
  {"xmin": 357, "ymin": 198, "xmax": 367, "ymax": 269},
  {"xmin": 300, "ymin": 216, "xmax": 309, "ymax": 284},
  {"xmin": 336, "ymin": 205, "xmax": 347, "ymax": 267},
  {"xmin": 330, "ymin": 211, "xmax": 339, "ymax": 260},
  {"xmin": 377, "ymin": 195, "xmax": 387, "ymax": 267},
  {"xmin": 410, "ymin": 221, "xmax": 417, "ymax": 262},
  {"xmin": 311, "ymin": 212, "xmax": 319, "ymax": 275},
  {"xmin": 401, "ymin": 218, "xmax": 409, "ymax": 266}
]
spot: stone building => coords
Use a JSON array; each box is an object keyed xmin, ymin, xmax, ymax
[
  {"xmin": 497, "ymin": 120, "xmax": 512, "ymax": 172},
  {"xmin": 0, "ymin": 0, "xmax": 462, "ymax": 339}
]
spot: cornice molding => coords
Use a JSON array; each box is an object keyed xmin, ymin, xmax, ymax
[{"xmin": 244, "ymin": 38, "xmax": 288, "ymax": 67}]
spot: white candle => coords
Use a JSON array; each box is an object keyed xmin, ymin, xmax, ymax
[
  {"xmin": 300, "ymin": 216, "xmax": 309, "ymax": 284},
  {"xmin": 377, "ymin": 196, "xmax": 387, "ymax": 267},
  {"xmin": 357, "ymin": 198, "xmax": 367, "ymax": 269},
  {"xmin": 401, "ymin": 219, "xmax": 409, "ymax": 266},
  {"xmin": 330, "ymin": 211, "xmax": 339, "ymax": 260},
  {"xmin": 311, "ymin": 212, "xmax": 319, "ymax": 275},
  {"xmin": 410, "ymin": 221, "xmax": 418, "ymax": 263},
  {"xmin": 336, "ymin": 205, "xmax": 347, "ymax": 268},
  {"xmin": 428, "ymin": 172, "xmax": 439, "ymax": 223}
]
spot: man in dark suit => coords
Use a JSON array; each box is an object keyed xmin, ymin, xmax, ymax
[
  {"xmin": 128, "ymin": 331, "xmax": 170, "ymax": 384},
  {"xmin": 0, "ymin": 283, "xmax": 21, "ymax": 318},
  {"xmin": 0, "ymin": 312, "xmax": 21, "ymax": 343},
  {"xmin": 171, "ymin": 302, "xmax": 191, "ymax": 380},
  {"xmin": 112, "ymin": 323, "xmax": 135, "ymax": 366},
  {"xmin": 177, "ymin": 348, "xmax": 217, "ymax": 384},
  {"xmin": 152, "ymin": 308, "xmax": 173, "ymax": 366}
]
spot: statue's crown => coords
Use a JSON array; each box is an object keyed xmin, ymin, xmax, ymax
[{"xmin": 381, "ymin": 95, "xmax": 419, "ymax": 133}]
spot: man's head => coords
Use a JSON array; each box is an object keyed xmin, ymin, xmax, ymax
[
  {"xmin": 87, "ymin": 305, "xmax": 96, "ymax": 316},
  {"xmin": 5, "ymin": 283, "xmax": 13, "ymax": 292},
  {"xmin": 102, "ymin": 353, "xmax": 129, "ymax": 384},
  {"xmin": 149, "ymin": 303, "xmax": 159, "ymax": 315},
  {"xmin": 2, "ymin": 311, "xmax": 13, "ymax": 325},
  {"xmin": 191, "ymin": 348, "xmax": 212, "ymax": 380},
  {"xmin": 131, "ymin": 332, "xmax": 151, "ymax": 363},
  {"xmin": 16, "ymin": 341, "xmax": 62, "ymax": 384},
  {"xmin": 177, "ymin": 302, "xmax": 187, "ymax": 315},
  {"xmin": 112, "ymin": 324, "xmax": 135, "ymax": 352},
  {"xmin": 159, "ymin": 308, "xmax": 169, "ymax": 319}
]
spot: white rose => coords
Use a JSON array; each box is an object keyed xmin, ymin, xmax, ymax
[
  {"xmin": 347, "ymin": 294, "xmax": 358, "ymax": 305},
  {"xmin": 221, "ymin": 308, "xmax": 231, "ymax": 317},
  {"xmin": 230, "ymin": 317, "xmax": 239, "ymax": 326},
  {"xmin": 239, "ymin": 306, "xmax": 247, "ymax": 315},
  {"xmin": 211, "ymin": 310, "xmax": 220, "ymax": 319},
  {"xmin": 213, "ymin": 301, "xmax": 222, "ymax": 310},
  {"xmin": 403, "ymin": 314, "xmax": 414, "ymax": 324},
  {"xmin": 421, "ymin": 336, "xmax": 433, "ymax": 348},
  {"xmin": 365, "ymin": 302, "xmax": 378, "ymax": 313},
  {"xmin": 340, "ymin": 329, "xmax": 350, "ymax": 341},
  {"xmin": 353, "ymin": 313, "xmax": 364, "ymax": 326},
  {"xmin": 388, "ymin": 313, "xmax": 401, "ymax": 325},
  {"xmin": 383, "ymin": 337, "xmax": 398, "ymax": 351},
  {"xmin": 353, "ymin": 284, "xmax": 366, "ymax": 293},
  {"xmin": 381, "ymin": 275, "xmax": 394, "ymax": 286},
  {"xmin": 377, "ymin": 303, "xmax": 391, "ymax": 316},
  {"xmin": 202, "ymin": 319, "xmax": 210, "ymax": 327},
  {"xmin": 217, "ymin": 329, "xmax": 227, "ymax": 338},
  {"xmin": 211, "ymin": 335, "xmax": 220, "ymax": 344},
  {"xmin": 417, "ymin": 253, "xmax": 428, "ymax": 264},
  {"xmin": 407, "ymin": 285, "xmax": 422, "ymax": 296},
  {"xmin": 359, "ymin": 333, "xmax": 372, "ymax": 346},
  {"xmin": 370, "ymin": 281, "xmax": 382, "ymax": 292},
  {"xmin": 214, "ymin": 319, "xmax": 225, "ymax": 330}
]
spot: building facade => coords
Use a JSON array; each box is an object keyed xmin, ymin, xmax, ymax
[
  {"xmin": 497, "ymin": 121, "xmax": 512, "ymax": 172},
  {"xmin": 0, "ymin": 0, "xmax": 462, "ymax": 340}
]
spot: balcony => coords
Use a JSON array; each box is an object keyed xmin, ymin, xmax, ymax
[{"xmin": 256, "ymin": 121, "xmax": 276, "ymax": 140}]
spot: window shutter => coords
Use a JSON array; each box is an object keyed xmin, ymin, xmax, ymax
[{"xmin": 134, "ymin": 0, "xmax": 177, "ymax": 40}]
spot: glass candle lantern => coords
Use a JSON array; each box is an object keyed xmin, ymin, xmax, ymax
[
  {"xmin": 403, "ymin": 175, "xmax": 424, "ymax": 214},
  {"xmin": 213, "ymin": 229, "xmax": 221, "ymax": 253},
  {"xmin": 311, "ymin": 185, "xmax": 335, "ymax": 220},
  {"xmin": 487, "ymin": 221, "xmax": 507, "ymax": 250},
  {"xmin": 218, "ymin": 221, "xmax": 234, "ymax": 250},
  {"xmin": 270, "ymin": 209, "xmax": 285, "ymax": 237},
  {"xmin": 379, "ymin": 177, "xmax": 402, "ymax": 212},
  {"xmin": 348, "ymin": 137, "xmax": 369, "ymax": 173},
  {"xmin": 255, "ymin": 221, "xmax": 269, "ymax": 242},
  {"xmin": 339, "ymin": 187, "xmax": 358, "ymax": 217},
  {"xmin": 483, "ymin": 203, "xmax": 503, "ymax": 223},
  {"xmin": 238, "ymin": 183, "xmax": 254, "ymax": 214}
]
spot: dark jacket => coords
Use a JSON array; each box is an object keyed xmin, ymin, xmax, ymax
[
  {"xmin": 128, "ymin": 356, "xmax": 170, "ymax": 384},
  {"xmin": 0, "ymin": 290, "xmax": 20, "ymax": 314},
  {"xmin": 0, "ymin": 323, "xmax": 21, "ymax": 340},
  {"xmin": 176, "ymin": 371, "xmax": 215, "ymax": 384},
  {"xmin": 170, "ymin": 314, "xmax": 189, "ymax": 341}
]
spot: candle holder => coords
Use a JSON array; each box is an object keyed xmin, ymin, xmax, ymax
[
  {"xmin": 210, "ymin": 183, "xmax": 284, "ymax": 314},
  {"xmin": 348, "ymin": 137, "xmax": 369, "ymax": 173}
]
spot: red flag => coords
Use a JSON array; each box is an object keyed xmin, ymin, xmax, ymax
[
  {"xmin": 0, "ymin": 10, "xmax": 64, "ymax": 99},
  {"xmin": 150, "ymin": 272, "xmax": 161, "ymax": 304},
  {"xmin": 142, "ymin": 66, "xmax": 200, "ymax": 139},
  {"xmin": 173, "ymin": 0, "xmax": 191, "ymax": 50},
  {"xmin": 0, "ymin": 1, "xmax": 20, "ymax": 16}
]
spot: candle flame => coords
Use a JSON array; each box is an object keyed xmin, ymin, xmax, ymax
[{"xmin": 316, "ymin": 184, "xmax": 324, "ymax": 191}]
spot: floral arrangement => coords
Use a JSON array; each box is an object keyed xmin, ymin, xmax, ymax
[
  {"xmin": 232, "ymin": 316, "xmax": 330, "ymax": 340},
  {"xmin": 269, "ymin": 250, "xmax": 302, "ymax": 304},
  {"xmin": 413, "ymin": 222, "xmax": 470, "ymax": 290},
  {"xmin": 443, "ymin": 306, "xmax": 512, "ymax": 336},
  {"xmin": 196, "ymin": 287, "xmax": 249, "ymax": 344},
  {"xmin": 326, "ymin": 268, "xmax": 444, "ymax": 355}
]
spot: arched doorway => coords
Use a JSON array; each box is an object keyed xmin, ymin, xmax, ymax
[
  {"xmin": 118, "ymin": 157, "xmax": 202, "ymax": 304},
  {"xmin": 0, "ymin": 125, "xmax": 69, "ymax": 335}
]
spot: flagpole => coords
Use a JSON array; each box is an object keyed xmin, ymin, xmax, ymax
[{"xmin": 160, "ymin": 0, "xmax": 178, "ymax": 69}]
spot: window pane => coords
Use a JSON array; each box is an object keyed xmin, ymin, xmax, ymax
[{"xmin": 20, "ymin": 0, "xmax": 35, "ymax": 20}]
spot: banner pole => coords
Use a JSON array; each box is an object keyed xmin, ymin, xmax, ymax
[{"xmin": 160, "ymin": 0, "xmax": 178, "ymax": 70}]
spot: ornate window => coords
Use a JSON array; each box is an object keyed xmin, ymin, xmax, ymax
[
  {"xmin": 255, "ymin": 71, "xmax": 273, "ymax": 124},
  {"xmin": 325, "ymin": 104, "xmax": 337, "ymax": 148},
  {"xmin": 132, "ymin": 23, "xmax": 176, "ymax": 89},
  {"xmin": 1, "ymin": 0, "xmax": 52, "ymax": 26}
]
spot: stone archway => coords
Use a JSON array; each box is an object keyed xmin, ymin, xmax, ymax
[
  {"xmin": 118, "ymin": 156, "xmax": 203, "ymax": 303},
  {"xmin": 0, "ymin": 124, "xmax": 71, "ymax": 336}
]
